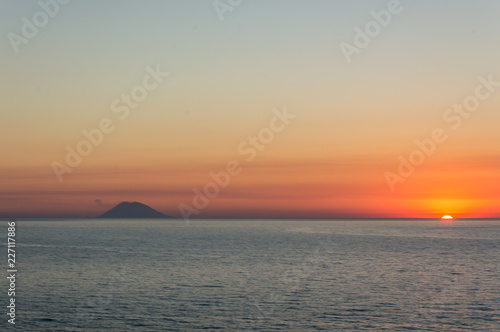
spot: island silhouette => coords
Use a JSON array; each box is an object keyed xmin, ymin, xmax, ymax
[{"xmin": 98, "ymin": 201, "xmax": 170, "ymax": 219}]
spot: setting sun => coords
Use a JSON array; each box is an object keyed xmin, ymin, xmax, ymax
[{"xmin": 441, "ymin": 215, "xmax": 454, "ymax": 220}]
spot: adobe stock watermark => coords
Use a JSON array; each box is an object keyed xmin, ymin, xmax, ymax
[
  {"xmin": 178, "ymin": 107, "xmax": 296, "ymax": 223},
  {"xmin": 213, "ymin": 0, "xmax": 243, "ymax": 21},
  {"xmin": 52, "ymin": 65, "xmax": 169, "ymax": 182},
  {"xmin": 385, "ymin": 74, "xmax": 499, "ymax": 192},
  {"xmin": 339, "ymin": 0, "xmax": 412, "ymax": 64},
  {"xmin": 7, "ymin": 0, "xmax": 71, "ymax": 54}
]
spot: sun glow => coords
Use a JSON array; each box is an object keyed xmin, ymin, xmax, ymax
[{"xmin": 441, "ymin": 215, "xmax": 454, "ymax": 220}]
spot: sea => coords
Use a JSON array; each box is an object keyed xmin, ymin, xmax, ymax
[{"xmin": 5, "ymin": 218, "xmax": 500, "ymax": 331}]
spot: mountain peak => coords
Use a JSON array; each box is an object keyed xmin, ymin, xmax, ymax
[{"xmin": 98, "ymin": 201, "xmax": 170, "ymax": 219}]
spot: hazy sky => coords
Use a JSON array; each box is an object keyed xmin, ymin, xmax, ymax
[{"xmin": 1, "ymin": 0, "xmax": 499, "ymax": 218}]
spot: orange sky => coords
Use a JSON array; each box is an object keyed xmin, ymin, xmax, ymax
[
  {"xmin": 1, "ymin": 1, "xmax": 499, "ymax": 218},
  {"xmin": 2, "ymin": 149, "xmax": 499, "ymax": 218}
]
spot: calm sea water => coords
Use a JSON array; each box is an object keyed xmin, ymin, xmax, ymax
[{"xmin": 6, "ymin": 219, "xmax": 500, "ymax": 331}]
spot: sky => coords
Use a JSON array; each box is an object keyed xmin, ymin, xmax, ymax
[{"xmin": 1, "ymin": 0, "xmax": 499, "ymax": 218}]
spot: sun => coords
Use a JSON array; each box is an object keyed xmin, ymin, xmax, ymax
[{"xmin": 441, "ymin": 215, "xmax": 453, "ymax": 220}]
